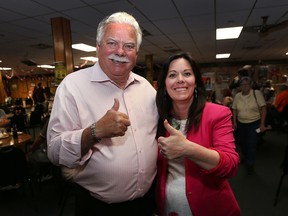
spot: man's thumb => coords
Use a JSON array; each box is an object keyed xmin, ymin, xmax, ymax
[{"xmin": 111, "ymin": 98, "xmax": 120, "ymax": 111}]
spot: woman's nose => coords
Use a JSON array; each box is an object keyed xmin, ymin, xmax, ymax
[{"xmin": 177, "ymin": 74, "xmax": 184, "ymax": 83}]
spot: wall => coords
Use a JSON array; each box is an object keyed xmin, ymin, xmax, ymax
[{"xmin": 1, "ymin": 75, "xmax": 56, "ymax": 104}]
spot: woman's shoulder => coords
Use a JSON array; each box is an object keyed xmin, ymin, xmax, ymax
[{"xmin": 204, "ymin": 102, "xmax": 231, "ymax": 115}]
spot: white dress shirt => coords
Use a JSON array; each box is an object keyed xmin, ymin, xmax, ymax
[{"xmin": 47, "ymin": 63, "xmax": 158, "ymax": 203}]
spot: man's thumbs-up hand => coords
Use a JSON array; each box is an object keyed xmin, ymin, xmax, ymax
[{"xmin": 96, "ymin": 98, "xmax": 131, "ymax": 138}]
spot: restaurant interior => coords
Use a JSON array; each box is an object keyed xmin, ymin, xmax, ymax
[{"xmin": 0, "ymin": 0, "xmax": 288, "ymax": 216}]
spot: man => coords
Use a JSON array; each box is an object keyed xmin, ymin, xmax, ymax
[
  {"xmin": 33, "ymin": 82, "xmax": 48, "ymax": 113},
  {"xmin": 47, "ymin": 12, "xmax": 158, "ymax": 216}
]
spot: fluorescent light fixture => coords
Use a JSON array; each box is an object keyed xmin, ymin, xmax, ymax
[
  {"xmin": 72, "ymin": 43, "xmax": 96, "ymax": 52},
  {"xmin": 0, "ymin": 67, "xmax": 12, "ymax": 70},
  {"xmin": 216, "ymin": 53, "xmax": 230, "ymax": 59},
  {"xmin": 216, "ymin": 26, "xmax": 243, "ymax": 40},
  {"xmin": 80, "ymin": 57, "xmax": 98, "ymax": 62},
  {"xmin": 37, "ymin": 65, "xmax": 55, "ymax": 69}
]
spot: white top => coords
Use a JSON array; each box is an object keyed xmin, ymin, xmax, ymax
[
  {"xmin": 47, "ymin": 63, "xmax": 159, "ymax": 203},
  {"xmin": 165, "ymin": 119, "xmax": 192, "ymax": 216}
]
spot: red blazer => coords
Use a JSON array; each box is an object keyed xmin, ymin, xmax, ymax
[{"xmin": 156, "ymin": 103, "xmax": 240, "ymax": 216}]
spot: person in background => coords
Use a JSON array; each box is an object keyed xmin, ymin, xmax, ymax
[
  {"xmin": 232, "ymin": 76, "xmax": 268, "ymax": 174},
  {"xmin": 47, "ymin": 12, "xmax": 158, "ymax": 216},
  {"xmin": 27, "ymin": 116, "xmax": 50, "ymax": 163},
  {"xmin": 33, "ymin": 82, "xmax": 48, "ymax": 113},
  {"xmin": 0, "ymin": 108, "xmax": 10, "ymax": 128},
  {"xmin": 273, "ymin": 84, "xmax": 288, "ymax": 122},
  {"xmin": 11, "ymin": 105, "xmax": 27, "ymax": 132},
  {"xmin": 27, "ymin": 116, "xmax": 50, "ymax": 180},
  {"xmin": 229, "ymin": 68, "xmax": 249, "ymax": 98},
  {"xmin": 155, "ymin": 52, "xmax": 240, "ymax": 216},
  {"xmin": 266, "ymin": 84, "xmax": 288, "ymax": 128}
]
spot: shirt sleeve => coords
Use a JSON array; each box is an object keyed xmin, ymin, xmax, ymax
[
  {"xmin": 255, "ymin": 90, "xmax": 266, "ymax": 107},
  {"xmin": 199, "ymin": 104, "xmax": 239, "ymax": 178},
  {"xmin": 47, "ymin": 79, "xmax": 92, "ymax": 167}
]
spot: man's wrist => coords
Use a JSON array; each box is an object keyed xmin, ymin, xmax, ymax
[{"xmin": 90, "ymin": 123, "xmax": 101, "ymax": 143}]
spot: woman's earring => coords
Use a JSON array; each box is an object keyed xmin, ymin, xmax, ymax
[{"xmin": 194, "ymin": 88, "xmax": 198, "ymax": 99}]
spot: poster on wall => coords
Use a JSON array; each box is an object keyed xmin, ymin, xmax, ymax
[
  {"xmin": 267, "ymin": 65, "xmax": 281, "ymax": 83},
  {"xmin": 54, "ymin": 61, "xmax": 67, "ymax": 86},
  {"xmin": 202, "ymin": 72, "xmax": 215, "ymax": 91},
  {"xmin": 216, "ymin": 72, "xmax": 231, "ymax": 83}
]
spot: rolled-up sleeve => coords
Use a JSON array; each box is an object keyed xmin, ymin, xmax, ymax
[{"xmin": 47, "ymin": 78, "xmax": 92, "ymax": 167}]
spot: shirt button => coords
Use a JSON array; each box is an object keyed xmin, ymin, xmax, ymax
[{"xmin": 188, "ymin": 192, "xmax": 192, "ymax": 195}]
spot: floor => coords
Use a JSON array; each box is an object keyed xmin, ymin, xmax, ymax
[
  {"xmin": 229, "ymin": 128, "xmax": 288, "ymax": 216},
  {"xmin": 0, "ymin": 128, "xmax": 287, "ymax": 216}
]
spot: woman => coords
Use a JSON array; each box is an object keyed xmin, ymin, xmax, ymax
[
  {"xmin": 232, "ymin": 76, "xmax": 267, "ymax": 174},
  {"xmin": 155, "ymin": 52, "xmax": 240, "ymax": 216}
]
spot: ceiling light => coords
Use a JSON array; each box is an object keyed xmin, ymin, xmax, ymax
[
  {"xmin": 80, "ymin": 57, "xmax": 98, "ymax": 62},
  {"xmin": 286, "ymin": 52, "xmax": 288, "ymax": 55},
  {"xmin": 0, "ymin": 67, "xmax": 12, "ymax": 70},
  {"xmin": 72, "ymin": 43, "xmax": 96, "ymax": 52},
  {"xmin": 37, "ymin": 65, "xmax": 55, "ymax": 69},
  {"xmin": 216, "ymin": 53, "xmax": 230, "ymax": 59},
  {"xmin": 216, "ymin": 26, "xmax": 243, "ymax": 40}
]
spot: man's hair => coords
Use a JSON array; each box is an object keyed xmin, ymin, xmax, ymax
[{"xmin": 96, "ymin": 12, "xmax": 142, "ymax": 51}]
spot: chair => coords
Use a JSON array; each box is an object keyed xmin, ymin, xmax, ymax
[
  {"xmin": 28, "ymin": 110, "xmax": 42, "ymax": 139},
  {"xmin": 273, "ymin": 143, "xmax": 288, "ymax": 206},
  {"xmin": 0, "ymin": 146, "xmax": 33, "ymax": 194}
]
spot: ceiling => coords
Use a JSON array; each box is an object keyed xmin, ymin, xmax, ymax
[{"xmin": 1, "ymin": 0, "xmax": 288, "ymax": 72}]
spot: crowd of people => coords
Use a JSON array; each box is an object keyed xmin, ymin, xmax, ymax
[{"xmin": 1, "ymin": 10, "xmax": 287, "ymax": 216}]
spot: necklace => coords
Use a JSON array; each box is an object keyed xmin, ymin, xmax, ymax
[
  {"xmin": 171, "ymin": 118, "xmax": 187, "ymax": 131},
  {"xmin": 172, "ymin": 118, "xmax": 181, "ymax": 130}
]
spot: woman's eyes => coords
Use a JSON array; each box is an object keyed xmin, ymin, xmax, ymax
[
  {"xmin": 183, "ymin": 72, "xmax": 192, "ymax": 77},
  {"xmin": 167, "ymin": 72, "xmax": 192, "ymax": 78}
]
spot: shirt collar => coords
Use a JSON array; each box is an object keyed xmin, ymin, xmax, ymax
[{"xmin": 90, "ymin": 62, "xmax": 141, "ymax": 88}]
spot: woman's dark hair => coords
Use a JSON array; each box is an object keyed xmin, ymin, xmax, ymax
[{"xmin": 156, "ymin": 52, "xmax": 206, "ymax": 137}]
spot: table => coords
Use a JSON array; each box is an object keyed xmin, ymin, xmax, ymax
[{"xmin": 0, "ymin": 133, "xmax": 33, "ymax": 151}]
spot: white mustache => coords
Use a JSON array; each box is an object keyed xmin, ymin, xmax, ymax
[{"xmin": 108, "ymin": 54, "xmax": 130, "ymax": 63}]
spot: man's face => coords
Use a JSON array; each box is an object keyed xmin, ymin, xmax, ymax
[{"xmin": 97, "ymin": 23, "xmax": 138, "ymax": 85}]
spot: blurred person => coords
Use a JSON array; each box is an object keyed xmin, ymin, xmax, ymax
[
  {"xmin": 0, "ymin": 108, "xmax": 10, "ymax": 127},
  {"xmin": 156, "ymin": 52, "xmax": 240, "ymax": 216},
  {"xmin": 273, "ymin": 84, "xmax": 288, "ymax": 116},
  {"xmin": 27, "ymin": 116, "xmax": 50, "ymax": 163},
  {"xmin": 47, "ymin": 12, "xmax": 158, "ymax": 216},
  {"xmin": 266, "ymin": 84, "xmax": 288, "ymax": 128},
  {"xmin": 11, "ymin": 105, "xmax": 27, "ymax": 132},
  {"xmin": 33, "ymin": 82, "xmax": 48, "ymax": 113},
  {"xmin": 232, "ymin": 76, "xmax": 267, "ymax": 174},
  {"xmin": 229, "ymin": 68, "xmax": 249, "ymax": 98}
]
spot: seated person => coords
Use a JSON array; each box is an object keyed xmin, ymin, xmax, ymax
[
  {"xmin": 25, "ymin": 97, "xmax": 34, "ymax": 106},
  {"xmin": 11, "ymin": 106, "xmax": 27, "ymax": 131},
  {"xmin": 0, "ymin": 108, "xmax": 10, "ymax": 127},
  {"xmin": 266, "ymin": 84, "xmax": 288, "ymax": 128},
  {"xmin": 27, "ymin": 117, "xmax": 50, "ymax": 179},
  {"xmin": 27, "ymin": 116, "xmax": 49, "ymax": 163}
]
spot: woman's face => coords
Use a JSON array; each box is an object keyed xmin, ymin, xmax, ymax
[
  {"xmin": 165, "ymin": 58, "xmax": 196, "ymax": 105},
  {"xmin": 240, "ymin": 81, "xmax": 251, "ymax": 95}
]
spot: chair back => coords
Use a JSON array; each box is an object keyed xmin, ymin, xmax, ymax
[
  {"xmin": 0, "ymin": 146, "xmax": 27, "ymax": 187},
  {"xmin": 29, "ymin": 111, "xmax": 42, "ymax": 126}
]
